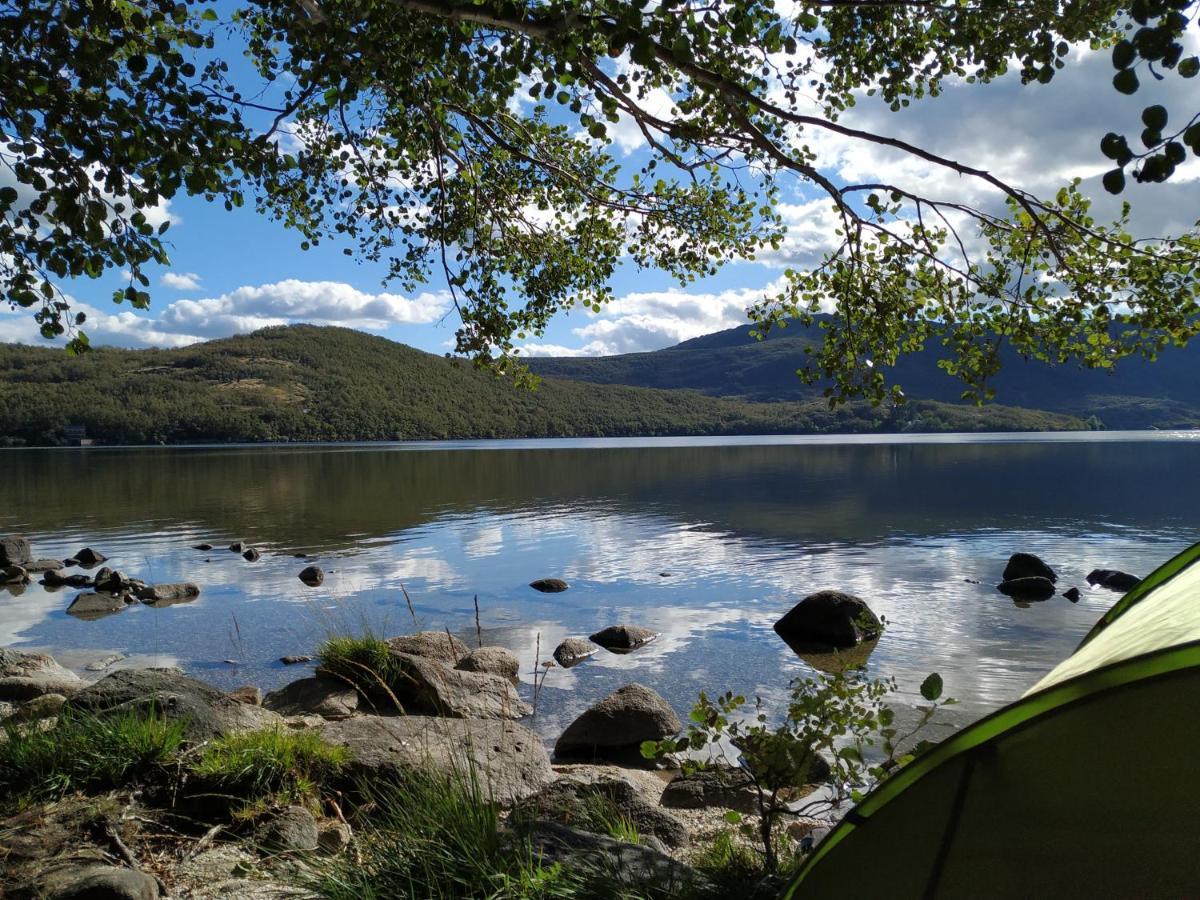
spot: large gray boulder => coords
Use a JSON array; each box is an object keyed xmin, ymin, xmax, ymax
[
  {"xmin": 390, "ymin": 651, "xmax": 531, "ymax": 719},
  {"xmin": 555, "ymin": 684, "xmax": 681, "ymax": 763},
  {"xmin": 0, "ymin": 535, "xmax": 32, "ymax": 566},
  {"xmin": 385, "ymin": 631, "xmax": 469, "ymax": 666},
  {"xmin": 588, "ymin": 625, "xmax": 659, "ymax": 653},
  {"xmin": 0, "ymin": 648, "xmax": 83, "ymax": 701},
  {"xmin": 516, "ymin": 821, "xmax": 701, "ymax": 893},
  {"xmin": 263, "ymin": 676, "xmax": 359, "ymax": 718},
  {"xmin": 773, "ymin": 591, "xmax": 881, "ymax": 651},
  {"xmin": 513, "ymin": 777, "xmax": 689, "ymax": 848},
  {"xmin": 455, "ymin": 646, "xmax": 520, "ymax": 683},
  {"xmin": 1003, "ymin": 552, "xmax": 1057, "ymax": 583},
  {"xmin": 319, "ymin": 715, "xmax": 553, "ymax": 804},
  {"xmin": 67, "ymin": 668, "xmax": 282, "ymax": 741}
]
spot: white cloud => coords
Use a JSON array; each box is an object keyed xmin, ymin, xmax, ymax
[
  {"xmin": 160, "ymin": 272, "xmax": 202, "ymax": 291},
  {"xmin": 1, "ymin": 280, "xmax": 452, "ymax": 349}
]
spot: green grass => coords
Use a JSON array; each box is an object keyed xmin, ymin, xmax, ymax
[
  {"xmin": 192, "ymin": 727, "xmax": 350, "ymax": 813},
  {"xmin": 310, "ymin": 770, "xmax": 706, "ymax": 900},
  {"xmin": 689, "ymin": 829, "xmax": 805, "ymax": 900},
  {"xmin": 0, "ymin": 707, "xmax": 186, "ymax": 807},
  {"xmin": 575, "ymin": 794, "xmax": 643, "ymax": 845},
  {"xmin": 316, "ymin": 633, "xmax": 406, "ymax": 707}
]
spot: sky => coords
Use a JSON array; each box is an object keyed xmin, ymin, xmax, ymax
[{"xmin": 3, "ymin": 23, "xmax": 1198, "ymax": 359}]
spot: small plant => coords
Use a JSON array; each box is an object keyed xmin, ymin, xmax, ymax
[
  {"xmin": 191, "ymin": 727, "xmax": 349, "ymax": 812},
  {"xmin": 0, "ymin": 707, "xmax": 185, "ymax": 807},
  {"xmin": 317, "ymin": 633, "xmax": 405, "ymax": 707},
  {"xmin": 578, "ymin": 793, "xmax": 642, "ymax": 845},
  {"xmin": 643, "ymin": 668, "xmax": 953, "ymax": 874}
]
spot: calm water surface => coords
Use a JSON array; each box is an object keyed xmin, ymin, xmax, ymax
[{"xmin": 2, "ymin": 432, "xmax": 1197, "ymax": 741}]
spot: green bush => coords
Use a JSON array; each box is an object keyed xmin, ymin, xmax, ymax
[{"xmin": 0, "ymin": 707, "xmax": 185, "ymax": 807}]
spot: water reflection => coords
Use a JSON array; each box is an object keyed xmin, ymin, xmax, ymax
[{"xmin": 0, "ymin": 435, "xmax": 1196, "ymax": 739}]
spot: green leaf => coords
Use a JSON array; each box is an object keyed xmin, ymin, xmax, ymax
[
  {"xmin": 723, "ymin": 810, "xmax": 743, "ymax": 824},
  {"xmin": 1102, "ymin": 168, "xmax": 1126, "ymax": 194},
  {"xmin": 639, "ymin": 740, "xmax": 659, "ymax": 759},
  {"xmin": 1141, "ymin": 105, "xmax": 1168, "ymax": 131},
  {"xmin": 919, "ymin": 672, "xmax": 943, "ymax": 702},
  {"xmin": 1111, "ymin": 40, "xmax": 1136, "ymax": 69},
  {"xmin": 1179, "ymin": 56, "xmax": 1200, "ymax": 78},
  {"xmin": 1113, "ymin": 69, "xmax": 1140, "ymax": 95}
]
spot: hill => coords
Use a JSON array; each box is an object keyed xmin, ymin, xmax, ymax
[
  {"xmin": 0, "ymin": 326, "xmax": 1083, "ymax": 445},
  {"xmin": 528, "ymin": 320, "xmax": 1200, "ymax": 429}
]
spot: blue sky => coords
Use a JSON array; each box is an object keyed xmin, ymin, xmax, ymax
[{"xmin": 3, "ymin": 22, "xmax": 1198, "ymax": 358}]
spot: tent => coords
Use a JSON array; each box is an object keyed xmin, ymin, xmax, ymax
[{"xmin": 785, "ymin": 541, "xmax": 1200, "ymax": 899}]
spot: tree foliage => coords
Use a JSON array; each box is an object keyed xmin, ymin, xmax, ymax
[{"xmin": 2, "ymin": 0, "xmax": 1198, "ymax": 401}]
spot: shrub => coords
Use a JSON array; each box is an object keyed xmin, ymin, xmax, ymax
[
  {"xmin": 0, "ymin": 707, "xmax": 185, "ymax": 806},
  {"xmin": 191, "ymin": 727, "xmax": 350, "ymax": 812}
]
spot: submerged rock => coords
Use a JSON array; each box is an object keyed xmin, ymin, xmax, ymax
[
  {"xmin": 386, "ymin": 631, "xmax": 469, "ymax": 666},
  {"xmin": 455, "ymin": 646, "xmax": 520, "ymax": 682},
  {"xmin": 774, "ymin": 591, "xmax": 881, "ymax": 652},
  {"xmin": 194, "ymin": 543, "xmax": 214, "ymax": 551},
  {"xmin": 553, "ymin": 637, "xmax": 599, "ymax": 668},
  {"xmin": 67, "ymin": 591, "xmax": 132, "ymax": 621},
  {"xmin": 0, "ymin": 648, "xmax": 83, "ymax": 701},
  {"xmin": 996, "ymin": 576, "xmax": 1057, "ymax": 601},
  {"xmin": 530, "ymin": 578, "xmax": 569, "ymax": 593},
  {"xmin": 1087, "ymin": 569, "xmax": 1142, "ymax": 592},
  {"xmin": 1003, "ymin": 552, "xmax": 1057, "ymax": 583},
  {"xmin": 589, "ymin": 625, "xmax": 659, "ymax": 653},
  {"xmin": 555, "ymin": 683, "xmax": 681, "ymax": 763},
  {"xmin": 298, "ymin": 565, "xmax": 324, "ymax": 586},
  {"xmin": 320, "ymin": 715, "xmax": 553, "ymax": 804},
  {"xmin": 0, "ymin": 535, "xmax": 32, "ymax": 566}
]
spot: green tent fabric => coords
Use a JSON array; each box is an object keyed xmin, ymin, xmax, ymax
[{"xmin": 784, "ymin": 541, "xmax": 1200, "ymax": 899}]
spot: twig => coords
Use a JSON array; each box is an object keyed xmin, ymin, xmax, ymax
[
  {"xmin": 473, "ymin": 595, "xmax": 482, "ymax": 649},
  {"xmin": 184, "ymin": 824, "xmax": 224, "ymax": 861},
  {"xmin": 445, "ymin": 626, "xmax": 462, "ymax": 664},
  {"xmin": 103, "ymin": 821, "xmax": 141, "ymax": 870},
  {"xmin": 400, "ymin": 582, "xmax": 418, "ymax": 628}
]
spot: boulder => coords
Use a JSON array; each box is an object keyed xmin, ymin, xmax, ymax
[
  {"xmin": 318, "ymin": 821, "xmax": 352, "ymax": 854},
  {"xmin": 136, "ymin": 583, "xmax": 201, "ymax": 605},
  {"xmin": 263, "ymin": 676, "xmax": 359, "ymax": 718},
  {"xmin": 93, "ymin": 568, "xmax": 126, "ymax": 593},
  {"xmin": 1063, "ymin": 587, "xmax": 1082, "ymax": 602},
  {"xmin": 228, "ymin": 685, "xmax": 262, "ymax": 706},
  {"xmin": 996, "ymin": 576, "xmax": 1057, "ymax": 601},
  {"xmin": 228, "ymin": 542, "xmax": 244, "ymax": 552},
  {"xmin": 24, "ymin": 558, "xmax": 66, "ymax": 573},
  {"xmin": 72, "ymin": 548, "xmax": 107, "ymax": 567},
  {"xmin": 0, "ymin": 534, "xmax": 32, "ymax": 566},
  {"xmin": 455, "ymin": 646, "xmax": 520, "ymax": 682},
  {"xmin": 40, "ymin": 570, "xmax": 92, "ymax": 588},
  {"xmin": 588, "ymin": 625, "xmax": 659, "ymax": 653},
  {"xmin": 516, "ymin": 820, "xmax": 700, "ymax": 893},
  {"xmin": 530, "ymin": 578, "xmax": 569, "ymax": 593},
  {"xmin": 66, "ymin": 591, "xmax": 132, "ymax": 621},
  {"xmin": 0, "ymin": 648, "xmax": 83, "ymax": 700},
  {"xmin": 39, "ymin": 864, "xmax": 160, "ymax": 899},
  {"xmin": 298, "ymin": 565, "xmax": 324, "ymax": 587},
  {"xmin": 242, "ymin": 548, "xmax": 261, "ymax": 562},
  {"xmin": 1087, "ymin": 569, "xmax": 1142, "ymax": 591},
  {"xmin": 389, "ymin": 651, "xmax": 531, "ymax": 719},
  {"xmin": 385, "ymin": 631, "xmax": 469, "ymax": 666},
  {"xmin": 255, "ymin": 806, "xmax": 318, "ymax": 852},
  {"xmin": 1, "ymin": 564, "xmax": 29, "ymax": 584},
  {"xmin": 513, "ymin": 777, "xmax": 689, "ymax": 848},
  {"xmin": 1003, "ymin": 552, "xmax": 1057, "ymax": 583},
  {"xmin": 12, "ymin": 692, "xmax": 69, "ymax": 722},
  {"xmin": 319, "ymin": 715, "xmax": 553, "ymax": 804},
  {"xmin": 67, "ymin": 668, "xmax": 282, "ymax": 741},
  {"xmin": 773, "ymin": 591, "xmax": 881, "ymax": 651},
  {"xmin": 553, "ymin": 637, "xmax": 598, "ymax": 668},
  {"xmin": 555, "ymin": 684, "xmax": 681, "ymax": 763}
]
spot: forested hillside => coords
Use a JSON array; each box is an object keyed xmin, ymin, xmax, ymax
[
  {"xmin": 529, "ymin": 321, "xmax": 1200, "ymax": 429},
  {"xmin": 0, "ymin": 326, "xmax": 1083, "ymax": 445}
]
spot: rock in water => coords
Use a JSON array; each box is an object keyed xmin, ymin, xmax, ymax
[
  {"xmin": 1087, "ymin": 569, "xmax": 1142, "ymax": 592},
  {"xmin": 996, "ymin": 576, "xmax": 1057, "ymax": 601},
  {"xmin": 279, "ymin": 655, "xmax": 313, "ymax": 665},
  {"xmin": 530, "ymin": 578, "xmax": 569, "ymax": 593},
  {"xmin": 136, "ymin": 583, "xmax": 201, "ymax": 605},
  {"xmin": 553, "ymin": 637, "xmax": 598, "ymax": 668},
  {"xmin": 1, "ymin": 565, "xmax": 28, "ymax": 584},
  {"xmin": 1063, "ymin": 587, "xmax": 1082, "ymax": 602},
  {"xmin": 0, "ymin": 535, "xmax": 32, "ymax": 566},
  {"xmin": 1003, "ymin": 552, "xmax": 1057, "ymax": 583},
  {"xmin": 24, "ymin": 558, "xmax": 65, "ymax": 573},
  {"xmin": 555, "ymin": 683, "xmax": 681, "ymax": 762},
  {"xmin": 66, "ymin": 592, "xmax": 132, "ymax": 621},
  {"xmin": 263, "ymin": 676, "xmax": 359, "ymax": 718},
  {"xmin": 72, "ymin": 547, "xmax": 107, "ymax": 567},
  {"xmin": 588, "ymin": 624, "xmax": 659, "ymax": 653},
  {"xmin": 194, "ymin": 543, "xmax": 214, "ymax": 551},
  {"xmin": 242, "ymin": 547, "xmax": 261, "ymax": 562},
  {"xmin": 228, "ymin": 542, "xmax": 244, "ymax": 552},
  {"xmin": 320, "ymin": 715, "xmax": 553, "ymax": 804},
  {"xmin": 0, "ymin": 647, "xmax": 83, "ymax": 701},
  {"xmin": 41, "ymin": 570, "xmax": 93, "ymax": 588},
  {"xmin": 455, "ymin": 646, "xmax": 520, "ymax": 682},
  {"xmin": 298, "ymin": 565, "xmax": 325, "ymax": 586},
  {"xmin": 385, "ymin": 631, "xmax": 469, "ymax": 665},
  {"xmin": 773, "ymin": 591, "xmax": 881, "ymax": 651}
]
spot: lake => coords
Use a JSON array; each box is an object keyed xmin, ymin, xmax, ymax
[{"xmin": 2, "ymin": 431, "xmax": 1197, "ymax": 743}]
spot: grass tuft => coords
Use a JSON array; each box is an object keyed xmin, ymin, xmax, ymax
[
  {"xmin": 317, "ymin": 633, "xmax": 406, "ymax": 707},
  {"xmin": 0, "ymin": 707, "xmax": 185, "ymax": 807},
  {"xmin": 192, "ymin": 727, "xmax": 349, "ymax": 811}
]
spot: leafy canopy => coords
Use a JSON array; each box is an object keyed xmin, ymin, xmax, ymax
[{"xmin": 2, "ymin": 0, "xmax": 1198, "ymax": 400}]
